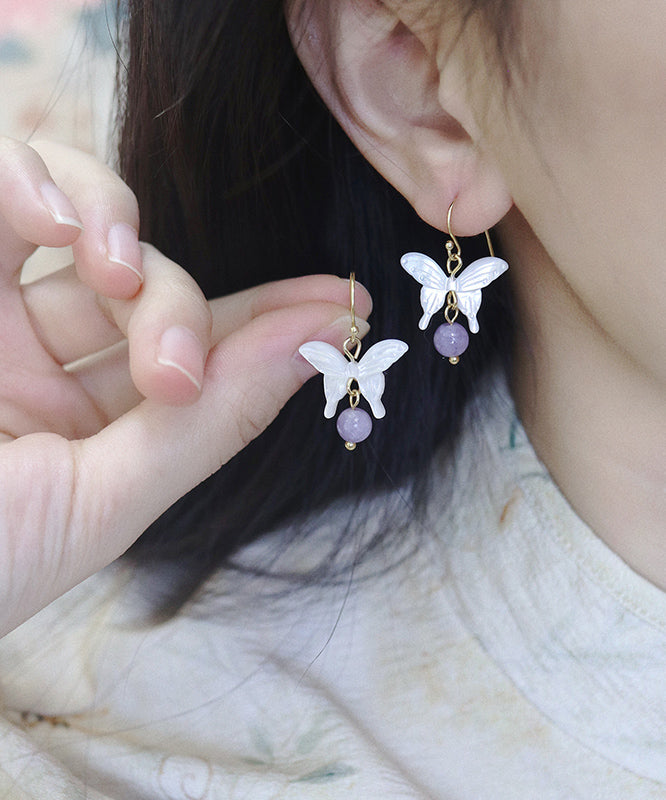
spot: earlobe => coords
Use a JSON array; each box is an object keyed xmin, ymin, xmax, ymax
[{"xmin": 286, "ymin": 0, "xmax": 513, "ymax": 235}]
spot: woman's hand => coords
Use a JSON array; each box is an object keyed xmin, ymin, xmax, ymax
[{"xmin": 0, "ymin": 138, "xmax": 371, "ymax": 637}]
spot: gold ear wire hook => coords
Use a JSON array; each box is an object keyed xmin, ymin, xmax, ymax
[
  {"xmin": 448, "ymin": 199, "xmax": 497, "ymax": 258},
  {"xmin": 349, "ymin": 272, "xmax": 357, "ymax": 335},
  {"xmin": 343, "ymin": 272, "xmax": 362, "ymax": 361},
  {"xmin": 446, "ymin": 201, "xmax": 461, "ymax": 258},
  {"xmin": 484, "ymin": 230, "xmax": 495, "ymax": 257}
]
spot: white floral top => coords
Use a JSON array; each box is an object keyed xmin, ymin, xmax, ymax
[{"xmin": 1, "ymin": 374, "xmax": 665, "ymax": 799}]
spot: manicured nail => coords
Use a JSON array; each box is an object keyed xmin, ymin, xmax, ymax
[
  {"xmin": 157, "ymin": 326, "xmax": 204, "ymax": 391},
  {"xmin": 40, "ymin": 182, "xmax": 84, "ymax": 230},
  {"xmin": 107, "ymin": 222, "xmax": 142, "ymax": 282}
]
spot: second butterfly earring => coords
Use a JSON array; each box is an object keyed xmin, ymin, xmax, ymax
[
  {"xmin": 401, "ymin": 201, "xmax": 508, "ymax": 364},
  {"xmin": 299, "ymin": 274, "xmax": 408, "ymax": 450}
]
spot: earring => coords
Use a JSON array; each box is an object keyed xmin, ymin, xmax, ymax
[
  {"xmin": 299, "ymin": 273, "xmax": 408, "ymax": 450},
  {"xmin": 401, "ymin": 201, "xmax": 508, "ymax": 364}
]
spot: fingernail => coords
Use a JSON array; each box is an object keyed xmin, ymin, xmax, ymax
[
  {"xmin": 157, "ymin": 326, "xmax": 204, "ymax": 391},
  {"xmin": 40, "ymin": 182, "xmax": 84, "ymax": 230},
  {"xmin": 107, "ymin": 222, "xmax": 142, "ymax": 282}
]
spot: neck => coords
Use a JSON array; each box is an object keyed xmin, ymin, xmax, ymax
[{"xmin": 502, "ymin": 209, "xmax": 666, "ymax": 590}]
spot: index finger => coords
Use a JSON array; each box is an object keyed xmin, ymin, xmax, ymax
[
  {"xmin": 30, "ymin": 140, "xmax": 143, "ymax": 300},
  {"xmin": 0, "ymin": 137, "xmax": 84, "ymax": 283}
]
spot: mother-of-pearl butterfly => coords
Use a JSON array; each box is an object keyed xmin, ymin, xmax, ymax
[
  {"xmin": 400, "ymin": 252, "xmax": 509, "ymax": 333},
  {"xmin": 298, "ymin": 339, "xmax": 408, "ymax": 419}
]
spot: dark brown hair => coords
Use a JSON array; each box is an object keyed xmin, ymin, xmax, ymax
[{"xmin": 117, "ymin": 0, "xmax": 515, "ymax": 613}]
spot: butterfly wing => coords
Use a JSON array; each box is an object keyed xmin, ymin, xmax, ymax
[
  {"xmin": 456, "ymin": 289, "xmax": 483, "ymax": 334},
  {"xmin": 321, "ymin": 373, "xmax": 350, "ymax": 418},
  {"xmin": 454, "ymin": 256, "xmax": 508, "ymax": 333},
  {"xmin": 455, "ymin": 256, "xmax": 508, "ymax": 292},
  {"xmin": 357, "ymin": 339, "xmax": 408, "ymax": 418},
  {"xmin": 400, "ymin": 252, "xmax": 449, "ymax": 330},
  {"xmin": 298, "ymin": 341, "xmax": 349, "ymax": 418}
]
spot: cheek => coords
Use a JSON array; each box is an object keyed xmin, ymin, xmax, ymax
[{"xmin": 478, "ymin": 4, "xmax": 666, "ymax": 378}]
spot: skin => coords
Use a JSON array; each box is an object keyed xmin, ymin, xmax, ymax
[
  {"xmin": 0, "ymin": 139, "xmax": 371, "ymax": 636},
  {"xmin": 1, "ymin": 0, "xmax": 663, "ymax": 635},
  {"xmin": 288, "ymin": 0, "xmax": 666, "ymax": 586}
]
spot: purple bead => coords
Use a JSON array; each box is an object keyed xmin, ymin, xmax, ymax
[
  {"xmin": 433, "ymin": 322, "xmax": 469, "ymax": 358},
  {"xmin": 336, "ymin": 408, "xmax": 373, "ymax": 444}
]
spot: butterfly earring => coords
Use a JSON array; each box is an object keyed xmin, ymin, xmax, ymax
[
  {"xmin": 299, "ymin": 274, "xmax": 408, "ymax": 450},
  {"xmin": 401, "ymin": 201, "xmax": 509, "ymax": 364}
]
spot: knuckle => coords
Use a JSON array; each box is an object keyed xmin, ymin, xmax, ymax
[
  {"xmin": 98, "ymin": 177, "xmax": 140, "ymax": 227},
  {"xmin": 66, "ymin": 440, "xmax": 106, "ymax": 546},
  {"xmin": 140, "ymin": 244, "xmax": 212, "ymax": 333},
  {"xmin": 0, "ymin": 434, "xmax": 77, "ymax": 586},
  {"xmin": 75, "ymin": 164, "xmax": 139, "ymax": 220},
  {"xmin": 165, "ymin": 272, "xmax": 210, "ymax": 319},
  {"xmin": 185, "ymin": 282, "xmax": 212, "ymax": 324},
  {"xmin": 99, "ymin": 168, "xmax": 139, "ymax": 205},
  {"xmin": 31, "ymin": 141, "xmax": 140, "ymax": 225},
  {"xmin": 227, "ymin": 378, "xmax": 282, "ymax": 450},
  {"xmin": 232, "ymin": 403, "xmax": 266, "ymax": 450}
]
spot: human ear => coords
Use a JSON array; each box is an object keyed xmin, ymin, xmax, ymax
[{"xmin": 286, "ymin": 0, "xmax": 512, "ymax": 235}]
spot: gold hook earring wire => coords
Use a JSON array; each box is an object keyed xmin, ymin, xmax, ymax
[
  {"xmin": 349, "ymin": 272, "xmax": 357, "ymax": 335},
  {"xmin": 446, "ymin": 201, "xmax": 461, "ymax": 258},
  {"xmin": 484, "ymin": 230, "xmax": 495, "ymax": 257},
  {"xmin": 343, "ymin": 272, "xmax": 362, "ymax": 361},
  {"xmin": 448, "ymin": 198, "xmax": 496, "ymax": 258}
]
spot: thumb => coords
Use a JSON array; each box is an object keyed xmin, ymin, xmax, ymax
[
  {"xmin": 3, "ymin": 299, "xmax": 368, "ymax": 633},
  {"xmin": 89, "ymin": 299, "xmax": 363, "ymax": 532}
]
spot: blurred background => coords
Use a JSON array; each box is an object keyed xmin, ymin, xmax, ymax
[
  {"xmin": 0, "ymin": 0, "xmax": 118, "ymax": 274},
  {"xmin": 0, "ymin": 0, "xmax": 117, "ymax": 155}
]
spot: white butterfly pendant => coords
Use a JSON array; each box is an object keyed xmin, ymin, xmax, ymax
[
  {"xmin": 401, "ymin": 252, "xmax": 508, "ymax": 333},
  {"xmin": 299, "ymin": 339, "xmax": 408, "ymax": 419}
]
